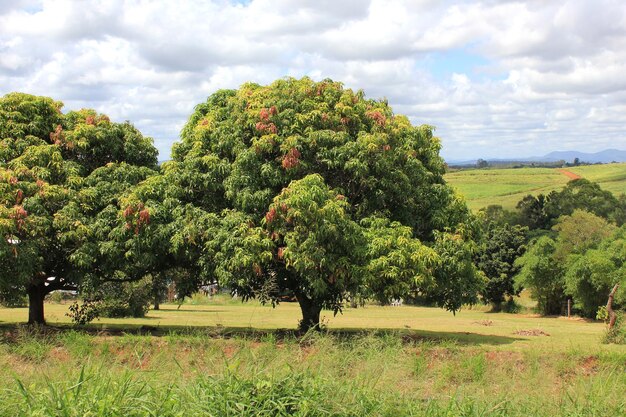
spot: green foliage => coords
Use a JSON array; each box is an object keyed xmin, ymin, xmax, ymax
[
  {"xmin": 0, "ymin": 92, "xmax": 158, "ymax": 323},
  {"xmin": 603, "ymin": 311, "xmax": 625, "ymax": 344},
  {"xmin": 95, "ymin": 279, "xmax": 153, "ymax": 318},
  {"xmin": 564, "ymin": 225, "xmax": 625, "ymax": 317},
  {"xmin": 515, "ymin": 179, "xmax": 625, "ymax": 232},
  {"xmin": 126, "ymin": 77, "xmax": 480, "ymax": 330},
  {"xmin": 475, "ymin": 221, "xmax": 528, "ymax": 309},
  {"xmin": 66, "ymin": 300, "xmax": 100, "ymax": 325},
  {"xmin": 515, "ymin": 236, "xmax": 566, "ymax": 315}
]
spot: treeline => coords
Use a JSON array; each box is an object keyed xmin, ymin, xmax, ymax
[{"xmin": 474, "ymin": 179, "xmax": 625, "ymax": 337}]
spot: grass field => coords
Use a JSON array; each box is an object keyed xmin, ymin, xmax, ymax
[
  {"xmin": 1, "ymin": 299, "xmax": 624, "ymax": 416},
  {"xmin": 444, "ymin": 162, "xmax": 626, "ymax": 211}
]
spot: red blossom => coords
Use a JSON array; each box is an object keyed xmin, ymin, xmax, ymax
[
  {"xmin": 36, "ymin": 179, "xmax": 45, "ymax": 188},
  {"xmin": 269, "ymin": 106, "xmax": 277, "ymax": 116},
  {"xmin": 50, "ymin": 124, "xmax": 63, "ymax": 145},
  {"xmin": 281, "ymin": 147, "xmax": 301, "ymax": 169},
  {"xmin": 280, "ymin": 203, "xmax": 288, "ymax": 213},
  {"xmin": 340, "ymin": 117, "xmax": 349, "ymax": 125},
  {"xmin": 9, "ymin": 176, "xmax": 18, "ymax": 186},
  {"xmin": 123, "ymin": 206, "xmax": 135, "ymax": 219},
  {"xmin": 15, "ymin": 189, "xmax": 24, "ymax": 204},
  {"xmin": 265, "ymin": 207, "xmax": 277, "ymax": 224},
  {"xmin": 382, "ymin": 144, "xmax": 391, "ymax": 151},
  {"xmin": 138, "ymin": 208, "xmax": 150, "ymax": 226},
  {"xmin": 256, "ymin": 122, "xmax": 277, "ymax": 134},
  {"xmin": 10, "ymin": 206, "xmax": 28, "ymax": 231},
  {"xmin": 366, "ymin": 110, "xmax": 386, "ymax": 127},
  {"xmin": 259, "ymin": 108, "xmax": 270, "ymax": 121},
  {"xmin": 277, "ymin": 247, "xmax": 285, "ymax": 259},
  {"xmin": 85, "ymin": 116, "xmax": 95, "ymax": 125}
]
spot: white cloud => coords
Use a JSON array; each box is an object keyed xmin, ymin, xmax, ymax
[{"xmin": 1, "ymin": 0, "xmax": 625, "ymax": 161}]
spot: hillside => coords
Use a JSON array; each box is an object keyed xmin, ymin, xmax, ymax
[{"xmin": 444, "ymin": 162, "xmax": 626, "ymax": 211}]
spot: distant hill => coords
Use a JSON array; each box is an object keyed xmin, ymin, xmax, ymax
[
  {"xmin": 447, "ymin": 149, "xmax": 626, "ymax": 165},
  {"xmin": 540, "ymin": 149, "xmax": 626, "ymax": 163}
]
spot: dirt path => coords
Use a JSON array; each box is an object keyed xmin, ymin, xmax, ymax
[{"xmin": 556, "ymin": 168, "xmax": 582, "ymax": 180}]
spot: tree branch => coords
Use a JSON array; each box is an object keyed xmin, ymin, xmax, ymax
[{"xmin": 607, "ymin": 283, "xmax": 619, "ymax": 330}]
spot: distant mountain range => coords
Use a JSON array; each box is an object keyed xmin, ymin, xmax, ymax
[{"xmin": 447, "ymin": 149, "xmax": 626, "ymax": 165}]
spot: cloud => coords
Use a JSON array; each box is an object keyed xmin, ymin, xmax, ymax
[{"xmin": 1, "ymin": 0, "xmax": 625, "ymax": 161}]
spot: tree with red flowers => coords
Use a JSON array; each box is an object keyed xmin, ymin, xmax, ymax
[
  {"xmin": 154, "ymin": 77, "xmax": 481, "ymax": 331},
  {"xmin": 0, "ymin": 92, "xmax": 158, "ymax": 324}
]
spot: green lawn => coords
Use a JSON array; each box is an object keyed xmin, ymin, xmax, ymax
[
  {"xmin": 0, "ymin": 299, "xmax": 620, "ymax": 353},
  {"xmin": 444, "ymin": 163, "xmax": 626, "ymax": 211}
]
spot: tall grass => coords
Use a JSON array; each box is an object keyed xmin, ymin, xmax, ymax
[{"xmin": 1, "ymin": 328, "xmax": 624, "ymax": 416}]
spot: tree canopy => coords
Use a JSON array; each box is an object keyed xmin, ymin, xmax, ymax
[
  {"xmin": 0, "ymin": 92, "xmax": 158, "ymax": 323},
  {"xmin": 127, "ymin": 77, "xmax": 482, "ymax": 330}
]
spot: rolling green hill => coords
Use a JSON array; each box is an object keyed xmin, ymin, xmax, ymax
[{"xmin": 444, "ymin": 163, "xmax": 626, "ymax": 211}]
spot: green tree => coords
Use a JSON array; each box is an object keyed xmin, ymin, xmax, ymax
[
  {"xmin": 515, "ymin": 236, "xmax": 566, "ymax": 315},
  {"xmin": 0, "ymin": 93, "xmax": 157, "ymax": 324},
  {"xmin": 138, "ymin": 77, "xmax": 481, "ymax": 331},
  {"xmin": 555, "ymin": 212, "xmax": 622, "ymax": 318},
  {"xmin": 475, "ymin": 221, "xmax": 527, "ymax": 310}
]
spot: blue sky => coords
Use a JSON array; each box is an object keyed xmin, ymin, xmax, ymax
[{"xmin": 1, "ymin": 0, "xmax": 625, "ymax": 161}]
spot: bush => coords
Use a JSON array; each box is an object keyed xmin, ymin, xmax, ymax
[
  {"xmin": 602, "ymin": 311, "xmax": 625, "ymax": 344},
  {"xmin": 68, "ymin": 278, "xmax": 153, "ymax": 324},
  {"xmin": 98, "ymin": 279, "xmax": 152, "ymax": 318},
  {"xmin": 0, "ymin": 294, "xmax": 27, "ymax": 308}
]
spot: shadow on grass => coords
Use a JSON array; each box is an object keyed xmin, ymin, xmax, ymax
[
  {"xmin": 0, "ymin": 322, "xmax": 522, "ymax": 346},
  {"xmin": 153, "ymin": 308, "xmax": 230, "ymax": 313}
]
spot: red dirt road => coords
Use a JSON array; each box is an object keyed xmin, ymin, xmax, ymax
[{"xmin": 557, "ymin": 169, "xmax": 582, "ymax": 180}]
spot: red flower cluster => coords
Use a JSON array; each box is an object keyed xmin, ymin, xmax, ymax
[
  {"xmin": 15, "ymin": 189, "xmax": 24, "ymax": 204},
  {"xmin": 366, "ymin": 110, "xmax": 386, "ymax": 127},
  {"xmin": 10, "ymin": 206, "xmax": 28, "ymax": 231},
  {"xmin": 123, "ymin": 203, "xmax": 150, "ymax": 235},
  {"xmin": 282, "ymin": 147, "xmax": 301, "ymax": 169},
  {"xmin": 259, "ymin": 106, "xmax": 278, "ymax": 122},
  {"xmin": 85, "ymin": 115, "xmax": 95, "ymax": 125},
  {"xmin": 9, "ymin": 176, "xmax": 18, "ymax": 186},
  {"xmin": 265, "ymin": 207, "xmax": 277, "ymax": 224},
  {"xmin": 50, "ymin": 124, "xmax": 63, "ymax": 145},
  {"xmin": 277, "ymin": 247, "xmax": 285, "ymax": 259},
  {"xmin": 255, "ymin": 122, "xmax": 278, "ymax": 134},
  {"xmin": 382, "ymin": 144, "xmax": 391, "ymax": 151}
]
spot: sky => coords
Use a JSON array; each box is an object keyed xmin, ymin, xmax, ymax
[{"xmin": 1, "ymin": 0, "xmax": 625, "ymax": 162}]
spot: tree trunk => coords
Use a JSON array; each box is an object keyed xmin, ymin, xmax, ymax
[
  {"xmin": 154, "ymin": 295, "xmax": 160, "ymax": 311},
  {"xmin": 607, "ymin": 284, "xmax": 619, "ymax": 330},
  {"xmin": 27, "ymin": 284, "xmax": 46, "ymax": 325},
  {"xmin": 296, "ymin": 295, "xmax": 322, "ymax": 333}
]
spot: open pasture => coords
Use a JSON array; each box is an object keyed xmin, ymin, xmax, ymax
[
  {"xmin": 444, "ymin": 163, "xmax": 626, "ymax": 210},
  {"xmin": 1, "ymin": 301, "xmax": 624, "ymax": 416}
]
